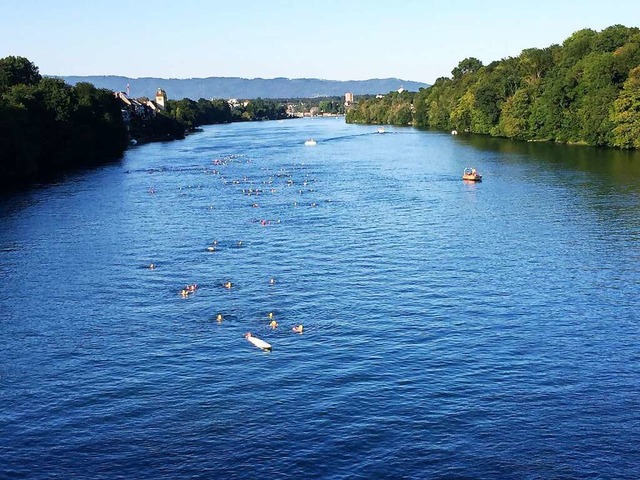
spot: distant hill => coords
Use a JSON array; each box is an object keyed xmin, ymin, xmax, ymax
[{"xmin": 59, "ymin": 75, "xmax": 429, "ymax": 100}]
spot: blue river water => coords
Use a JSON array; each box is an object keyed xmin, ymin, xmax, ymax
[{"xmin": 1, "ymin": 118, "xmax": 639, "ymax": 479}]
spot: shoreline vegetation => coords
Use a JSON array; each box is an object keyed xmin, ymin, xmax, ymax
[
  {"xmin": 346, "ymin": 25, "xmax": 640, "ymax": 150},
  {"xmin": 0, "ymin": 56, "xmax": 345, "ymax": 193}
]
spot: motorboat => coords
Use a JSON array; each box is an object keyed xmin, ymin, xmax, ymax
[
  {"xmin": 304, "ymin": 139, "xmax": 317, "ymax": 146},
  {"xmin": 462, "ymin": 167, "xmax": 482, "ymax": 181},
  {"xmin": 377, "ymin": 127, "xmax": 385, "ymax": 134}
]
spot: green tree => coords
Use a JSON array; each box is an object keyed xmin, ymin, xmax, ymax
[
  {"xmin": 0, "ymin": 56, "xmax": 41, "ymax": 90},
  {"xmin": 611, "ymin": 66, "xmax": 640, "ymax": 148},
  {"xmin": 497, "ymin": 88, "xmax": 532, "ymax": 139},
  {"xmin": 450, "ymin": 91, "xmax": 474, "ymax": 131},
  {"xmin": 451, "ymin": 57, "xmax": 483, "ymax": 79}
]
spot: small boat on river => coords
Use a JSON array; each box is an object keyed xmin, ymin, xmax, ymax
[
  {"xmin": 462, "ymin": 167, "xmax": 482, "ymax": 181},
  {"xmin": 304, "ymin": 139, "xmax": 317, "ymax": 146}
]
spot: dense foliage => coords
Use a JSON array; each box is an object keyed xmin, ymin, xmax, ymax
[
  {"xmin": 0, "ymin": 56, "xmax": 128, "ymax": 190},
  {"xmin": 161, "ymin": 96, "xmax": 288, "ymax": 129},
  {"xmin": 161, "ymin": 95, "xmax": 345, "ymax": 129},
  {"xmin": 163, "ymin": 98, "xmax": 232, "ymax": 129},
  {"xmin": 347, "ymin": 25, "xmax": 640, "ymax": 149}
]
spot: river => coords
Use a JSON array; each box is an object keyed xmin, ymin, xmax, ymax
[{"xmin": 1, "ymin": 118, "xmax": 639, "ymax": 478}]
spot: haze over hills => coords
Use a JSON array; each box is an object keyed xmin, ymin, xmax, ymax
[{"xmin": 59, "ymin": 75, "xmax": 430, "ymax": 100}]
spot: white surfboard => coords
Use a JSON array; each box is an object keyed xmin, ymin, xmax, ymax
[{"xmin": 245, "ymin": 333, "xmax": 272, "ymax": 350}]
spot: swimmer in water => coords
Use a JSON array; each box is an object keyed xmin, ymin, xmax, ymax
[
  {"xmin": 268, "ymin": 312, "xmax": 274, "ymax": 319},
  {"xmin": 149, "ymin": 263, "xmax": 155, "ymax": 269},
  {"xmin": 269, "ymin": 278, "xmax": 276, "ymax": 285},
  {"xmin": 292, "ymin": 324, "xmax": 304, "ymax": 334},
  {"xmin": 224, "ymin": 281, "xmax": 233, "ymax": 289},
  {"xmin": 269, "ymin": 320, "xmax": 278, "ymax": 329},
  {"xmin": 217, "ymin": 314, "xmax": 223, "ymax": 322}
]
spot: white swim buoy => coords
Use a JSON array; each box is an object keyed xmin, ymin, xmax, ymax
[{"xmin": 245, "ymin": 332, "xmax": 272, "ymax": 350}]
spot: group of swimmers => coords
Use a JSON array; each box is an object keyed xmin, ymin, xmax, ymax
[
  {"xmin": 210, "ymin": 309, "xmax": 303, "ymax": 339},
  {"xmin": 267, "ymin": 312, "xmax": 303, "ymax": 333},
  {"xmin": 157, "ymin": 155, "xmax": 314, "ymax": 346},
  {"xmin": 180, "ymin": 283, "xmax": 198, "ymax": 297}
]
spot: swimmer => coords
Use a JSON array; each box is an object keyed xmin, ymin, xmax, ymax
[
  {"xmin": 269, "ymin": 320, "xmax": 278, "ymax": 329},
  {"xmin": 269, "ymin": 278, "xmax": 276, "ymax": 285},
  {"xmin": 149, "ymin": 263, "xmax": 155, "ymax": 269},
  {"xmin": 224, "ymin": 281, "xmax": 233, "ymax": 289},
  {"xmin": 180, "ymin": 289, "xmax": 189, "ymax": 297},
  {"xmin": 217, "ymin": 314, "xmax": 223, "ymax": 322},
  {"xmin": 292, "ymin": 324, "xmax": 304, "ymax": 334},
  {"xmin": 268, "ymin": 312, "xmax": 274, "ymax": 319},
  {"xmin": 207, "ymin": 246, "xmax": 216, "ymax": 252}
]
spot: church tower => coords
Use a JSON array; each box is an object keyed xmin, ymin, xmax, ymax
[{"xmin": 155, "ymin": 88, "xmax": 167, "ymax": 110}]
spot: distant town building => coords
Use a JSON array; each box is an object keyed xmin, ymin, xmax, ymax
[
  {"xmin": 397, "ymin": 87, "xmax": 405, "ymax": 93},
  {"xmin": 376, "ymin": 94, "xmax": 384, "ymax": 99},
  {"xmin": 114, "ymin": 91, "xmax": 155, "ymax": 122},
  {"xmin": 344, "ymin": 92, "xmax": 354, "ymax": 106},
  {"xmin": 155, "ymin": 88, "xmax": 167, "ymax": 110}
]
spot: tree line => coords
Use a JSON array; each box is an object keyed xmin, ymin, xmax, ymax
[
  {"xmin": 0, "ymin": 56, "xmax": 129, "ymax": 190},
  {"xmin": 159, "ymin": 95, "xmax": 345, "ymax": 130},
  {"xmin": 160, "ymin": 97, "xmax": 289, "ymax": 131},
  {"xmin": 346, "ymin": 25, "xmax": 640, "ymax": 149}
]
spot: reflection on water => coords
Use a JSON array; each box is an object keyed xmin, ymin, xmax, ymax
[{"xmin": 461, "ymin": 133, "xmax": 640, "ymax": 182}]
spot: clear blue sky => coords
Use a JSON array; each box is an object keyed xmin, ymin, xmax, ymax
[{"xmin": 2, "ymin": 0, "xmax": 639, "ymax": 83}]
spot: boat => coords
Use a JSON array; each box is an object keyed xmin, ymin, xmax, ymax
[
  {"xmin": 304, "ymin": 139, "xmax": 317, "ymax": 146},
  {"xmin": 377, "ymin": 127, "xmax": 385, "ymax": 134},
  {"xmin": 245, "ymin": 332, "xmax": 272, "ymax": 350},
  {"xmin": 462, "ymin": 167, "xmax": 482, "ymax": 181}
]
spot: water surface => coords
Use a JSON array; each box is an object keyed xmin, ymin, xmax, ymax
[{"xmin": 1, "ymin": 118, "xmax": 639, "ymax": 479}]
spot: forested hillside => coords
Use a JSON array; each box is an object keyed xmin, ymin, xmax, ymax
[
  {"xmin": 347, "ymin": 25, "xmax": 640, "ymax": 149},
  {"xmin": 62, "ymin": 76, "xmax": 429, "ymax": 100}
]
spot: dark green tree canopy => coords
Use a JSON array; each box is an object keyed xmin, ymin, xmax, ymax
[
  {"xmin": 451, "ymin": 57, "xmax": 484, "ymax": 79},
  {"xmin": 0, "ymin": 56, "xmax": 41, "ymax": 90},
  {"xmin": 0, "ymin": 57, "xmax": 127, "ymax": 191}
]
